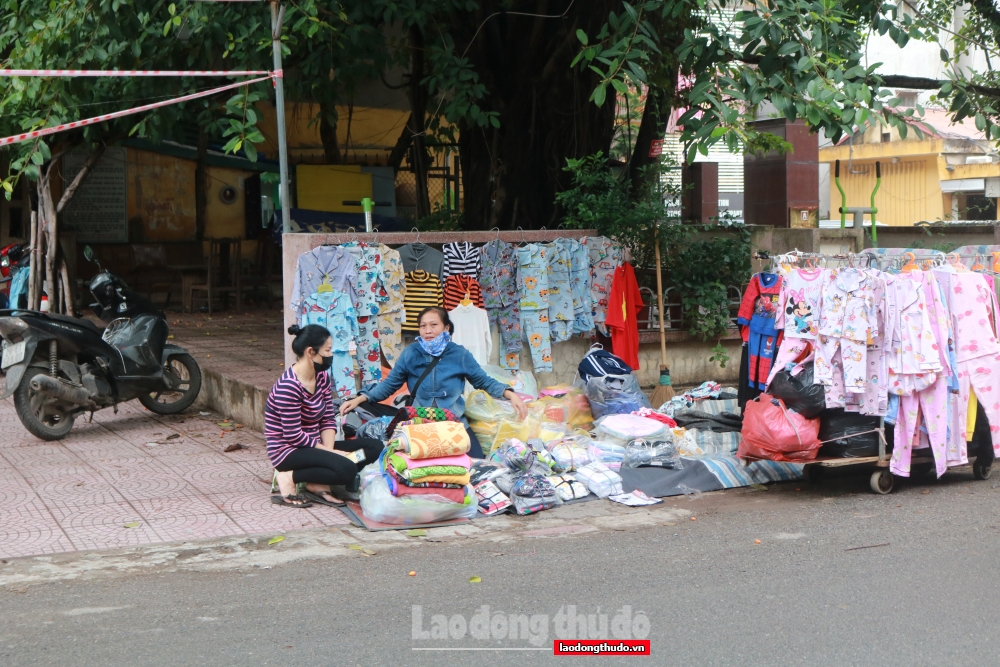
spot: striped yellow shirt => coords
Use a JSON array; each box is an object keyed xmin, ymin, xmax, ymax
[{"xmin": 402, "ymin": 270, "xmax": 443, "ymax": 332}]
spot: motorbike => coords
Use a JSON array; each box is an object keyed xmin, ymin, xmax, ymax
[
  {"xmin": 0, "ymin": 242, "xmax": 30, "ymax": 308},
  {"xmin": 0, "ymin": 246, "xmax": 202, "ymax": 440}
]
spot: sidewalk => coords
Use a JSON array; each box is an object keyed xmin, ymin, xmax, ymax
[{"xmin": 0, "ymin": 396, "xmax": 350, "ymax": 560}]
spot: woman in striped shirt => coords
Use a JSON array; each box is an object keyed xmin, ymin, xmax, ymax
[{"xmin": 266, "ymin": 324, "xmax": 384, "ymax": 507}]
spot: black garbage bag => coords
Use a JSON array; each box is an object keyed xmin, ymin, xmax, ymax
[
  {"xmin": 767, "ymin": 363, "xmax": 826, "ymax": 418},
  {"xmin": 818, "ymin": 409, "xmax": 884, "ymax": 458}
]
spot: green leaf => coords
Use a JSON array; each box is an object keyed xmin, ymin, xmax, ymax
[
  {"xmin": 406, "ymin": 529, "xmax": 428, "ymax": 537},
  {"xmin": 124, "ymin": 522, "xmax": 140, "ymax": 528},
  {"xmin": 940, "ymin": 48, "xmax": 949, "ymax": 62},
  {"xmin": 592, "ymin": 85, "xmax": 607, "ymax": 108},
  {"xmin": 469, "ymin": 576, "xmax": 482, "ymax": 583},
  {"xmin": 576, "ymin": 29, "xmax": 588, "ymax": 45},
  {"xmin": 268, "ymin": 536, "xmax": 285, "ymax": 545},
  {"xmin": 243, "ymin": 141, "xmax": 258, "ymax": 162},
  {"xmin": 347, "ymin": 544, "xmax": 363, "ymax": 550}
]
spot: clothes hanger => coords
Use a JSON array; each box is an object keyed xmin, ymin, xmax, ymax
[
  {"xmin": 992, "ymin": 251, "xmax": 1000, "ymax": 273},
  {"xmin": 972, "ymin": 254, "xmax": 986, "ymax": 272},
  {"xmin": 316, "ymin": 276, "xmax": 334, "ymax": 293},
  {"xmin": 900, "ymin": 252, "xmax": 919, "ymax": 273},
  {"xmin": 516, "ymin": 226, "xmax": 528, "ymax": 247},
  {"xmin": 946, "ymin": 253, "xmax": 967, "ymax": 272},
  {"xmin": 345, "ymin": 226, "xmax": 359, "ymax": 245},
  {"xmin": 460, "ymin": 288, "xmax": 473, "ymax": 307},
  {"xmin": 410, "ymin": 227, "xmax": 422, "ymax": 245}
]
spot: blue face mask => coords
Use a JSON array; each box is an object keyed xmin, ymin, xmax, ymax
[{"xmin": 417, "ymin": 330, "xmax": 451, "ymax": 357}]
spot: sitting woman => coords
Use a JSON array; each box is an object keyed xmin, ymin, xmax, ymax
[
  {"xmin": 340, "ymin": 306, "xmax": 528, "ymax": 458},
  {"xmin": 266, "ymin": 324, "xmax": 384, "ymax": 508}
]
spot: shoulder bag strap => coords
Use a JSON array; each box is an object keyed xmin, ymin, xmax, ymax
[{"xmin": 405, "ymin": 353, "xmax": 444, "ymax": 407}]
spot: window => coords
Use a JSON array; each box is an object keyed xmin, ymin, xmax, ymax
[
  {"xmin": 882, "ymin": 132, "xmax": 891, "ymax": 143},
  {"xmin": 897, "ymin": 91, "xmax": 917, "ymax": 108}
]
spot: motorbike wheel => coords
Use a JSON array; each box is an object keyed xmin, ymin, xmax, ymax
[
  {"xmin": 13, "ymin": 367, "xmax": 76, "ymax": 441},
  {"xmin": 138, "ymin": 353, "xmax": 202, "ymax": 415}
]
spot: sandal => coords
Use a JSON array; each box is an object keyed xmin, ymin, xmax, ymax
[
  {"xmin": 270, "ymin": 494, "xmax": 313, "ymax": 508},
  {"xmin": 301, "ymin": 490, "xmax": 345, "ymax": 507}
]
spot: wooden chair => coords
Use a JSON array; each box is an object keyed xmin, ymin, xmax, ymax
[
  {"xmin": 239, "ymin": 235, "xmax": 275, "ymax": 307},
  {"xmin": 187, "ymin": 238, "xmax": 243, "ymax": 314},
  {"xmin": 128, "ymin": 244, "xmax": 177, "ymax": 307}
]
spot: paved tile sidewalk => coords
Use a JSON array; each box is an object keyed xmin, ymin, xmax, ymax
[
  {"xmin": 0, "ymin": 396, "xmax": 350, "ymax": 560},
  {"xmin": 167, "ymin": 309, "xmax": 286, "ymax": 392}
]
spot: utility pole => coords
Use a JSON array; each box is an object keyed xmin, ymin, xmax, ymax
[{"xmin": 270, "ymin": 1, "xmax": 291, "ymax": 234}]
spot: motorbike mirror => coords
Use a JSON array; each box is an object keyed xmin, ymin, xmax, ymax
[{"xmin": 83, "ymin": 246, "xmax": 94, "ymax": 262}]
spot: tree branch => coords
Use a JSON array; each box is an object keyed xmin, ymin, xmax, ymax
[
  {"xmin": 880, "ymin": 74, "xmax": 1000, "ymax": 99},
  {"xmin": 56, "ymin": 144, "xmax": 106, "ymax": 214}
]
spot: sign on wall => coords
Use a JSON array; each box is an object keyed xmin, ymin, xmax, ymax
[{"xmin": 62, "ymin": 147, "xmax": 128, "ymax": 242}]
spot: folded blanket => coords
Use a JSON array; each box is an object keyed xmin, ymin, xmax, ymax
[
  {"xmin": 392, "ymin": 483, "xmax": 470, "ymax": 504},
  {"xmin": 403, "ymin": 466, "xmax": 469, "ymax": 480},
  {"xmin": 403, "ymin": 472, "xmax": 471, "ymax": 485},
  {"xmin": 388, "ymin": 452, "xmax": 472, "ymax": 472},
  {"xmin": 672, "ymin": 409, "xmax": 743, "ymax": 432},
  {"xmin": 397, "ymin": 422, "xmax": 470, "ymax": 459}
]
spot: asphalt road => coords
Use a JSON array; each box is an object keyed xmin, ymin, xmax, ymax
[{"xmin": 3, "ymin": 466, "xmax": 1000, "ymax": 666}]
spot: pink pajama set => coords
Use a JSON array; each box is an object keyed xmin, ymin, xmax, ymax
[
  {"xmin": 814, "ymin": 269, "xmax": 877, "ymax": 396},
  {"xmin": 949, "ymin": 272, "xmax": 1000, "ymax": 463},
  {"xmin": 766, "ymin": 268, "xmax": 823, "ymax": 387},
  {"xmin": 889, "ymin": 271, "xmax": 951, "ymax": 478}
]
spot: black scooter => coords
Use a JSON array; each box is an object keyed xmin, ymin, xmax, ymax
[{"xmin": 0, "ymin": 246, "xmax": 202, "ymax": 440}]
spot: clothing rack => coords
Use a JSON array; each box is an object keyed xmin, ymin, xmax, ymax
[{"xmin": 286, "ymin": 228, "xmax": 598, "ymax": 249}]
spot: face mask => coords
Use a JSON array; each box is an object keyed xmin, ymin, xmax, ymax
[{"xmin": 313, "ymin": 354, "xmax": 333, "ymax": 374}]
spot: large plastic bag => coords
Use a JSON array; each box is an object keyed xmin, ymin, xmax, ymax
[
  {"xmin": 482, "ymin": 365, "xmax": 538, "ymax": 399},
  {"xmin": 738, "ymin": 395, "xmax": 821, "ymax": 462},
  {"xmin": 767, "ymin": 363, "xmax": 826, "ymax": 419},
  {"xmin": 581, "ymin": 375, "xmax": 650, "ymax": 419},
  {"xmin": 574, "ymin": 461, "xmax": 623, "ymax": 498},
  {"xmin": 466, "ymin": 390, "xmax": 541, "ymax": 454},
  {"xmin": 359, "ymin": 474, "xmax": 478, "ymax": 525},
  {"xmin": 588, "ymin": 440, "xmax": 626, "ymax": 469},
  {"xmin": 623, "ymin": 438, "xmax": 683, "ymax": 469},
  {"xmin": 545, "ymin": 436, "xmax": 594, "ymax": 472},
  {"xmin": 817, "ymin": 409, "xmax": 882, "ymax": 458},
  {"xmin": 595, "ymin": 413, "xmax": 671, "ymax": 445},
  {"xmin": 533, "ymin": 386, "xmax": 594, "ymax": 429}
]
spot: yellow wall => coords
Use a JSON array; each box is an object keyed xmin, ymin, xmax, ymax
[
  {"xmin": 126, "ymin": 150, "xmax": 197, "ymax": 241},
  {"xmin": 829, "ymin": 156, "xmax": 943, "ymax": 226},
  {"xmin": 125, "ymin": 148, "xmax": 250, "ymax": 248},
  {"xmin": 255, "ymin": 102, "xmax": 410, "ymax": 161}
]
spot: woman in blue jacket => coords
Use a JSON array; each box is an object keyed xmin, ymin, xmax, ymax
[{"xmin": 340, "ymin": 307, "xmax": 527, "ymax": 458}]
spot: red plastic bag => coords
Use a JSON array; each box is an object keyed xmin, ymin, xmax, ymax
[{"xmin": 738, "ymin": 395, "xmax": 821, "ymax": 462}]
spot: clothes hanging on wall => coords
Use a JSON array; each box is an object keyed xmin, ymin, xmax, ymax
[
  {"xmin": 582, "ymin": 236, "xmax": 624, "ymax": 336},
  {"xmin": 442, "ymin": 241, "xmax": 481, "ymax": 279},
  {"xmin": 443, "ymin": 275, "xmax": 485, "ymax": 310},
  {"xmin": 605, "ymin": 262, "xmax": 643, "ymax": 370},
  {"xmin": 290, "ymin": 245, "xmax": 358, "ymax": 316},
  {"xmin": 398, "ymin": 242, "xmax": 445, "ymax": 278},
  {"xmin": 518, "ymin": 243, "xmax": 554, "ymax": 372},
  {"xmin": 343, "ymin": 242, "xmax": 390, "ymax": 390},
  {"xmin": 545, "ymin": 241, "xmax": 575, "ymax": 343},
  {"xmin": 561, "ymin": 238, "xmax": 594, "ymax": 335},
  {"xmin": 449, "ymin": 303, "xmax": 492, "ymax": 366},
  {"xmin": 402, "ymin": 270, "xmax": 443, "ymax": 332},
  {"xmin": 479, "ymin": 239, "xmax": 521, "ymax": 371},
  {"xmin": 298, "ymin": 290, "xmax": 359, "ymax": 398},
  {"xmin": 377, "ymin": 247, "xmax": 406, "ymax": 368}
]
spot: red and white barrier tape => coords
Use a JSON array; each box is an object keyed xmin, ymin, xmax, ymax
[
  {"xmin": 0, "ymin": 75, "xmax": 272, "ymax": 147},
  {"xmin": 0, "ymin": 69, "xmax": 273, "ymax": 77}
]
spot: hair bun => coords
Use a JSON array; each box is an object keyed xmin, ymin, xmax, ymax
[{"xmin": 287, "ymin": 324, "xmax": 302, "ymax": 336}]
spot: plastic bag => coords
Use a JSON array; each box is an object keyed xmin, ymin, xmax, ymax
[
  {"xmin": 595, "ymin": 413, "xmax": 671, "ymax": 445},
  {"xmin": 574, "ymin": 461, "xmax": 623, "ymax": 498},
  {"xmin": 673, "ymin": 429, "xmax": 705, "ymax": 457},
  {"xmin": 581, "ymin": 374, "xmax": 650, "ymax": 419},
  {"xmin": 474, "ymin": 479, "xmax": 512, "ymax": 515},
  {"xmin": 509, "ymin": 472, "xmax": 559, "ymax": 515},
  {"xmin": 547, "ymin": 474, "xmax": 590, "ymax": 501},
  {"xmin": 623, "ymin": 438, "xmax": 683, "ymax": 469},
  {"xmin": 465, "ymin": 390, "xmax": 518, "ymax": 423},
  {"xmin": 588, "ymin": 440, "xmax": 626, "ymax": 469},
  {"xmin": 767, "ymin": 363, "xmax": 826, "ymax": 419},
  {"xmin": 359, "ymin": 474, "xmax": 478, "ymax": 525},
  {"xmin": 482, "ymin": 364, "xmax": 538, "ymax": 399},
  {"xmin": 466, "ymin": 390, "xmax": 541, "ymax": 454},
  {"xmin": 545, "ymin": 437, "xmax": 594, "ymax": 472},
  {"xmin": 737, "ymin": 395, "xmax": 821, "ymax": 462},
  {"xmin": 817, "ymin": 409, "xmax": 882, "ymax": 458},
  {"xmin": 538, "ymin": 422, "xmax": 571, "ymax": 442},
  {"xmin": 532, "ymin": 387, "xmax": 594, "ymax": 429}
]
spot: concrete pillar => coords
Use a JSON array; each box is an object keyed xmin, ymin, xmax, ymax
[
  {"xmin": 682, "ymin": 162, "xmax": 718, "ymax": 223},
  {"xmin": 744, "ymin": 119, "xmax": 819, "ymax": 227}
]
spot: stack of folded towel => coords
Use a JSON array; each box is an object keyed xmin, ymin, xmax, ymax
[{"xmin": 383, "ymin": 421, "xmax": 473, "ymax": 506}]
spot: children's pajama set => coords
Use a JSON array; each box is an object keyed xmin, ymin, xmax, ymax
[
  {"xmin": 736, "ymin": 272, "xmax": 783, "ymax": 390},
  {"xmin": 479, "ymin": 240, "xmax": 522, "ymax": 371},
  {"xmin": 343, "ymin": 242, "xmax": 390, "ymax": 391},
  {"xmin": 299, "ymin": 290, "xmax": 359, "ymax": 398},
  {"xmin": 377, "ymin": 248, "xmax": 406, "ymax": 368},
  {"xmin": 544, "ymin": 242, "xmax": 575, "ymax": 343},
  {"xmin": 582, "ymin": 236, "xmax": 623, "ymax": 335},
  {"xmin": 560, "ymin": 238, "xmax": 594, "ymax": 335},
  {"xmin": 517, "ymin": 243, "xmax": 554, "ymax": 372}
]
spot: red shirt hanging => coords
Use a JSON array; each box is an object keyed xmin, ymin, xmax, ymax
[{"xmin": 605, "ymin": 262, "xmax": 643, "ymax": 370}]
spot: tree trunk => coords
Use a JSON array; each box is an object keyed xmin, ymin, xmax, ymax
[
  {"xmin": 27, "ymin": 210, "xmax": 38, "ymax": 310},
  {"xmin": 37, "ymin": 169, "xmax": 58, "ymax": 312},
  {"xmin": 408, "ymin": 25, "xmax": 431, "ymax": 219},
  {"xmin": 319, "ymin": 98, "xmax": 341, "ymax": 164},
  {"xmin": 628, "ymin": 82, "xmax": 676, "ymax": 194},
  {"xmin": 195, "ymin": 129, "xmax": 208, "ymax": 241},
  {"xmin": 453, "ymin": 1, "xmax": 618, "ymax": 229},
  {"xmin": 388, "ymin": 113, "xmax": 413, "ymax": 171}
]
